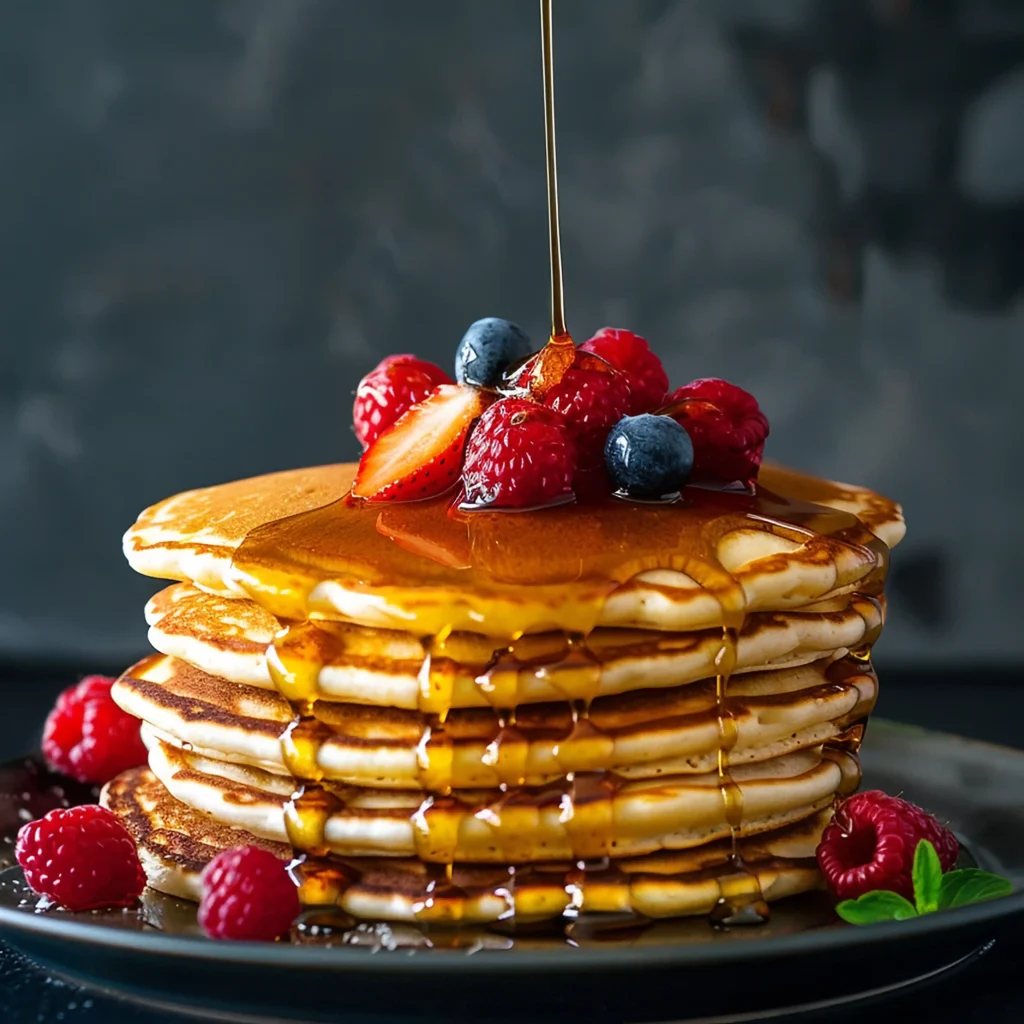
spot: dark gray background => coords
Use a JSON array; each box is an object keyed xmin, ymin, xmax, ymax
[{"xmin": 2, "ymin": 0, "xmax": 1022, "ymax": 667}]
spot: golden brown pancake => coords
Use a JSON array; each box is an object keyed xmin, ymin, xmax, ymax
[
  {"xmin": 112, "ymin": 458, "xmax": 903, "ymax": 926},
  {"xmin": 142, "ymin": 737, "xmax": 858, "ymax": 863},
  {"xmin": 115, "ymin": 653, "xmax": 874, "ymax": 788},
  {"xmin": 102, "ymin": 768, "xmax": 825, "ymax": 923},
  {"xmin": 124, "ymin": 463, "xmax": 904, "ymax": 637},
  {"xmin": 143, "ymin": 582, "xmax": 883, "ymax": 708}
]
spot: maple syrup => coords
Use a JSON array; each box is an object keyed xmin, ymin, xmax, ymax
[
  {"xmin": 235, "ymin": 469, "xmax": 890, "ymax": 923},
  {"xmin": 232, "ymin": 468, "xmax": 885, "ymax": 637},
  {"xmin": 541, "ymin": 0, "xmax": 567, "ymax": 348},
  {"xmin": 505, "ymin": 0, "xmax": 575, "ymax": 398},
  {"xmin": 213, "ymin": 0, "xmax": 898, "ymax": 930},
  {"xmin": 707, "ymin": 626, "xmax": 770, "ymax": 927}
]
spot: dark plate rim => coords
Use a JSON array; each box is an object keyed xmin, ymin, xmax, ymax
[{"xmin": 0, "ymin": 720, "xmax": 1021, "ymax": 973}]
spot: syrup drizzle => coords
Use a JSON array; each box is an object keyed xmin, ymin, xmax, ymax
[
  {"xmin": 210, "ymin": 0, "xmax": 898, "ymax": 925},
  {"xmin": 227, "ymin": 469, "xmax": 892, "ymax": 925},
  {"xmin": 541, "ymin": 0, "xmax": 568, "ymax": 347},
  {"xmin": 709, "ymin": 626, "xmax": 769, "ymax": 927},
  {"xmin": 516, "ymin": 0, "xmax": 576, "ymax": 398}
]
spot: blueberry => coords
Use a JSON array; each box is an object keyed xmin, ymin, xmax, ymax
[
  {"xmin": 454, "ymin": 317, "xmax": 533, "ymax": 388},
  {"xmin": 604, "ymin": 414, "xmax": 694, "ymax": 499}
]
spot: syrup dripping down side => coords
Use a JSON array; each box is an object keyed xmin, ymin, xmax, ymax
[
  {"xmin": 269, "ymin": 627, "xmax": 350, "ymax": 906},
  {"xmin": 225, "ymin": 463, "xmax": 895, "ymax": 928},
  {"xmin": 411, "ymin": 629, "xmax": 477, "ymax": 923},
  {"xmin": 709, "ymin": 625, "xmax": 769, "ymax": 927}
]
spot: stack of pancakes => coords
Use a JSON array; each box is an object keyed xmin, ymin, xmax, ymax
[{"xmin": 104, "ymin": 463, "xmax": 904, "ymax": 924}]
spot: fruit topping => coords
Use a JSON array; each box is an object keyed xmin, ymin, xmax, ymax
[
  {"xmin": 198, "ymin": 845, "xmax": 299, "ymax": 942},
  {"xmin": 604, "ymin": 414, "xmax": 694, "ymax": 499},
  {"xmin": 833, "ymin": 837, "xmax": 1012, "ymax": 925},
  {"xmin": 462, "ymin": 397, "xmax": 576, "ymax": 509},
  {"xmin": 663, "ymin": 378, "xmax": 769, "ymax": 484},
  {"xmin": 352, "ymin": 325, "xmax": 771, "ymax": 506},
  {"xmin": 580, "ymin": 328, "xmax": 669, "ymax": 414},
  {"xmin": 454, "ymin": 317, "xmax": 534, "ymax": 388},
  {"xmin": 501, "ymin": 334, "xmax": 581, "ymax": 399},
  {"xmin": 353, "ymin": 354, "xmax": 452, "ymax": 449},
  {"xmin": 543, "ymin": 366, "xmax": 632, "ymax": 469},
  {"xmin": 817, "ymin": 790, "xmax": 959, "ymax": 903},
  {"xmin": 353, "ymin": 384, "xmax": 489, "ymax": 501},
  {"xmin": 43, "ymin": 674, "xmax": 148, "ymax": 785},
  {"xmin": 16, "ymin": 805, "xmax": 146, "ymax": 912}
]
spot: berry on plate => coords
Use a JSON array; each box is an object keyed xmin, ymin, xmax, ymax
[
  {"xmin": 42, "ymin": 674, "xmax": 148, "ymax": 785},
  {"xmin": 353, "ymin": 354, "xmax": 452, "ymax": 449},
  {"xmin": 817, "ymin": 790, "xmax": 959, "ymax": 902},
  {"xmin": 454, "ymin": 317, "xmax": 534, "ymax": 389},
  {"xmin": 543, "ymin": 366, "xmax": 632, "ymax": 469},
  {"xmin": 580, "ymin": 328, "xmax": 669, "ymax": 415},
  {"xmin": 604, "ymin": 414, "xmax": 694, "ymax": 499},
  {"xmin": 353, "ymin": 384, "xmax": 489, "ymax": 501},
  {"xmin": 462, "ymin": 397, "xmax": 576, "ymax": 509},
  {"xmin": 16, "ymin": 805, "xmax": 146, "ymax": 912},
  {"xmin": 664, "ymin": 378, "xmax": 769, "ymax": 484},
  {"xmin": 199, "ymin": 845, "xmax": 299, "ymax": 942}
]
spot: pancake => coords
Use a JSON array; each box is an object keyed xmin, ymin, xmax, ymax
[
  {"xmin": 112, "ymin": 456, "xmax": 903, "ymax": 927},
  {"xmin": 102, "ymin": 767, "xmax": 826, "ymax": 922},
  {"xmin": 123, "ymin": 466, "xmax": 347, "ymax": 598},
  {"xmin": 144, "ymin": 582, "xmax": 884, "ymax": 708},
  {"xmin": 115, "ymin": 654, "xmax": 875, "ymax": 788},
  {"xmin": 124, "ymin": 463, "xmax": 904, "ymax": 637},
  {"xmin": 142, "ymin": 738, "xmax": 858, "ymax": 863}
]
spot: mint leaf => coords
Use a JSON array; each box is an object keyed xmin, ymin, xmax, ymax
[
  {"xmin": 939, "ymin": 869, "xmax": 1014, "ymax": 909},
  {"xmin": 912, "ymin": 839, "xmax": 942, "ymax": 914},
  {"xmin": 835, "ymin": 890, "xmax": 918, "ymax": 925}
]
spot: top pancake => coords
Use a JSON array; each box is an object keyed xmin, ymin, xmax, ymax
[{"xmin": 124, "ymin": 463, "xmax": 904, "ymax": 637}]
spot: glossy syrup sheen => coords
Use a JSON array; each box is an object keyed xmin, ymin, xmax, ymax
[
  {"xmin": 230, "ymin": 464, "xmax": 889, "ymax": 634},
  {"xmin": 221, "ymin": 466, "xmax": 892, "ymax": 926}
]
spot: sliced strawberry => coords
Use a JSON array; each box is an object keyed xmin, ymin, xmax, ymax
[{"xmin": 353, "ymin": 384, "xmax": 489, "ymax": 501}]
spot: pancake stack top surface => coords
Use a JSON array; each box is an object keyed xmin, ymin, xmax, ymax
[{"xmin": 105, "ymin": 459, "xmax": 904, "ymax": 926}]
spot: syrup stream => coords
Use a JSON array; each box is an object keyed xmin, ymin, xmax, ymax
[{"xmin": 540, "ymin": 0, "xmax": 568, "ymax": 345}]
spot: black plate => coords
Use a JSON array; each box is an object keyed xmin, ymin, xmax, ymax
[{"xmin": 0, "ymin": 720, "xmax": 1020, "ymax": 1023}]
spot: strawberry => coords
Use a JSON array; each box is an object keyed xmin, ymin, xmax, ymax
[
  {"xmin": 352, "ymin": 384, "xmax": 489, "ymax": 501},
  {"xmin": 352, "ymin": 355, "xmax": 453, "ymax": 449}
]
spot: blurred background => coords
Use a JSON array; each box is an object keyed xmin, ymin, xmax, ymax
[{"xmin": 2, "ymin": 0, "xmax": 1023, "ymax": 671}]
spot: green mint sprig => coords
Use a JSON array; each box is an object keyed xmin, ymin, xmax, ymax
[{"xmin": 835, "ymin": 839, "xmax": 1014, "ymax": 925}]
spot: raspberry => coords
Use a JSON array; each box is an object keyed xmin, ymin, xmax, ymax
[
  {"xmin": 580, "ymin": 328, "xmax": 669, "ymax": 415},
  {"xmin": 16, "ymin": 805, "xmax": 146, "ymax": 911},
  {"xmin": 664, "ymin": 378, "xmax": 769, "ymax": 484},
  {"xmin": 42, "ymin": 675, "xmax": 148, "ymax": 785},
  {"xmin": 817, "ymin": 790, "xmax": 959, "ymax": 902},
  {"xmin": 543, "ymin": 367, "xmax": 632, "ymax": 469},
  {"xmin": 198, "ymin": 846, "xmax": 299, "ymax": 942},
  {"xmin": 462, "ymin": 398, "xmax": 576, "ymax": 509},
  {"xmin": 353, "ymin": 355, "xmax": 453, "ymax": 449}
]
